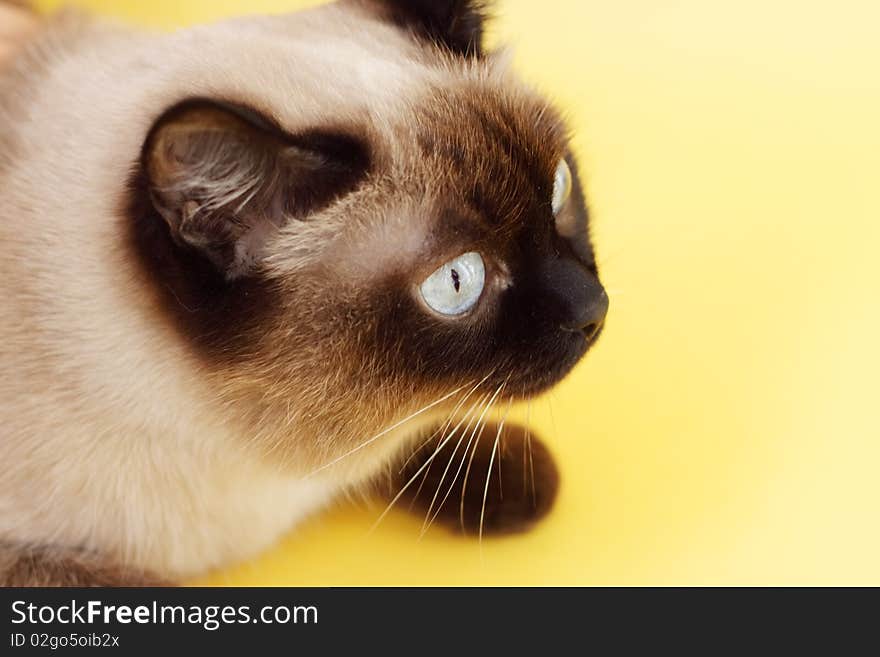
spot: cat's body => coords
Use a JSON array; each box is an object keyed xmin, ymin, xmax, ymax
[
  {"xmin": 0, "ymin": 3, "xmax": 440, "ymax": 581},
  {"xmin": 0, "ymin": 1, "xmax": 608, "ymax": 585}
]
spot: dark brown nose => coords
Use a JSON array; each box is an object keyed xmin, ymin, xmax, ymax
[
  {"xmin": 566, "ymin": 288, "xmax": 608, "ymax": 341},
  {"xmin": 540, "ymin": 257, "xmax": 609, "ymax": 339}
]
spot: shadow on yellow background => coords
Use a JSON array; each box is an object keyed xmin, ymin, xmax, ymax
[{"xmin": 35, "ymin": 0, "xmax": 880, "ymax": 585}]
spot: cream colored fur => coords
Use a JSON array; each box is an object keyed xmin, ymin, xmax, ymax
[{"xmin": 0, "ymin": 2, "xmax": 530, "ymax": 579}]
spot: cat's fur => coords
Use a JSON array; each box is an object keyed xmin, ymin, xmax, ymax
[{"xmin": 0, "ymin": 0, "xmax": 607, "ymax": 586}]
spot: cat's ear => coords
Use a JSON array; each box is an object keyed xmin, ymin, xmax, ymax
[
  {"xmin": 372, "ymin": 0, "xmax": 489, "ymax": 57},
  {"xmin": 144, "ymin": 100, "xmax": 368, "ymax": 280}
]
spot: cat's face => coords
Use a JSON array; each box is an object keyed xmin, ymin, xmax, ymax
[
  {"xmin": 358, "ymin": 85, "xmax": 608, "ymax": 400},
  {"xmin": 131, "ymin": 0, "xmax": 607, "ymax": 460}
]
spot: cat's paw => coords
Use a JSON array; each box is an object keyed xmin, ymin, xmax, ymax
[{"xmin": 389, "ymin": 422, "xmax": 559, "ymax": 536}]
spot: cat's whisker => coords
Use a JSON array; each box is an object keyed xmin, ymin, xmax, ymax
[
  {"xmin": 526, "ymin": 399, "xmax": 536, "ymax": 507},
  {"xmin": 409, "ymin": 378, "xmax": 493, "ymax": 505},
  {"xmin": 418, "ymin": 430, "xmax": 469, "ymax": 535},
  {"xmin": 398, "ymin": 423, "xmax": 445, "ymax": 475},
  {"xmin": 398, "ymin": 374, "xmax": 487, "ymax": 474},
  {"xmin": 460, "ymin": 378, "xmax": 508, "ymax": 531},
  {"xmin": 459, "ymin": 418, "xmax": 487, "ymax": 532},
  {"xmin": 431, "ymin": 388, "xmax": 501, "ymax": 535},
  {"xmin": 399, "ymin": 393, "xmax": 467, "ymax": 475},
  {"xmin": 306, "ymin": 380, "xmax": 476, "ymax": 478},
  {"xmin": 479, "ymin": 399, "xmax": 513, "ymax": 556},
  {"xmin": 417, "ymin": 392, "xmax": 489, "ymax": 533},
  {"xmin": 367, "ymin": 398, "xmax": 485, "ymax": 535},
  {"xmin": 421, "ymin": 380, "xmax": 506, "ymax": 538}
]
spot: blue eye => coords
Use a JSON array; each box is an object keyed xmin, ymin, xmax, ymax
[
  {"xmin": 419, "ymin": 252, "xmax": 486, "ymax": 316},
  {"xmin": 551, "ymin": 158, "xmax": 572, "ymax": 215}
]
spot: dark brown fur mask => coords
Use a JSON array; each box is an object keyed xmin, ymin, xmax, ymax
[{"xmin": 130, "ymin": 0, "xmax": 608, "ymax": 465}]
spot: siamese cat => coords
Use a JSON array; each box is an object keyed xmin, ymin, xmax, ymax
[{"xmin": 0, "ymin": 0, "xmax": 609, "ymax": 586}]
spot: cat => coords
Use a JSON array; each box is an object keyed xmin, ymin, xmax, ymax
[{"xmin": 0, "ymin": 0, "xmax": 609, "ymax": 586}]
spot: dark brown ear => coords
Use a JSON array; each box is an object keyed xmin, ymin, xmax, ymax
[
  {"xmin": 144, "ymin": 100, "xmax": 369, "ymax": 280},
  {"xmin": 372, "ymin": 0, "xmax": 488, "ymax": 57}
]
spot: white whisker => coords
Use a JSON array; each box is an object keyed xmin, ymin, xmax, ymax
[
  {"xmin": 421, "ymin": 381, "xmax": 506, "ymax": 538},
  {"xmin": 526, "ymin": 399, "xmax": 536, "ymax": 505},
  {"xmin": 418, "ymin": 392, "xmax": 488, "ymax": 534},
  {"xmin": 367, "ymin": 392, "xmax": 488, "ymax": 533},
  {"xmin": 398, "ymin": 384, "xmax": 476, "ymax": 474},
  {"xmin": 455, "ymin": 380, "xmax": 503, "ymax": 530},
  {"xmin": 410, "ymin": 383, "xmax": 489, "ymax": 504},
  {"xmin": 479, "ymin": 399, "xmax": 513, "ymax": 557},
  {"xmin": 305, "ymin": 382, "xmax": 471, "ymax": 478}
]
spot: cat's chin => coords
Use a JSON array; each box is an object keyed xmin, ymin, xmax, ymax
[{"xmin": 498, "ymin": 327, "xmax": 602, "ymax": 400}]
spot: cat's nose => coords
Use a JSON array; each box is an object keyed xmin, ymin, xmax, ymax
[
  {"xmin": 540, "ymin": 257, "xmax": 609, "ymax": 339},
  {"xmin": 566, "ymin": 288, "xmax": 608, "ymax": 341}
]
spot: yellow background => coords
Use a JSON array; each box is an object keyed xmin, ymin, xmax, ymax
[{"xmin": 35, "ymin": 0, "xmax": 880, "ymax": 585}]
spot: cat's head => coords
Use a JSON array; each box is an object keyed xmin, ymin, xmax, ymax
[{"xmin": 130, "ymin": 0, "xmax": 607, "ymax": 463}]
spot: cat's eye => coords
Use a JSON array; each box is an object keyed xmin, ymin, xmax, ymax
[
  {"xmin": 419, "ymin": 252, "xmax": 486, "ymax": 316},
  {"xmin": 551, "ymin": 158, "xmax": 572, "ymax": 215}
]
